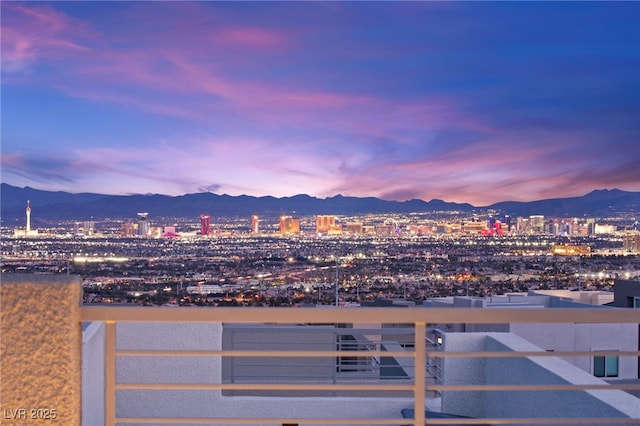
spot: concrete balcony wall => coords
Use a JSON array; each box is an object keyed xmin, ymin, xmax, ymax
[
  {"xmin": 441, "ymin": 332, "xmax": 640, "ymax": 423},
  {"xmin": 439, "ymin": 333, "xmax": 486, "ymax": 417},
  {"xmin": 511, "ymin": 322, "xmax": 639, "ymax": 379},
  {"xmin": 0, "ymin": 274, "xmax": 82, "ymax": 424},
  {"xmin": 114, "ymin": 321, "xmax": 223, "ymax": 420}
]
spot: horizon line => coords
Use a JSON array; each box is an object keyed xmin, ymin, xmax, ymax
[{"xmin": 1, "ymin": 182, "xmax": 635, "ymax": 208}]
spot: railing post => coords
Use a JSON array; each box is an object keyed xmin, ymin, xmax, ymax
[
  {"xmin": 0, "ymin": 274, "xmax": 82, "ymax": 424},
  {"xmin": 414, "ymin": 322, "xmax": 426, "ymax": 425},
  {"xmin": 105, "ymin": 321, "xmax": 116, "ymax": 425}
]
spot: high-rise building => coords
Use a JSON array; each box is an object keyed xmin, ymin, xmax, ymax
[
  {"xmin": 26, "ymin": 200, "xmax": 31, "ymax": 232},
  {"xmin": 137, "ymin": 213, "xmax": 149, "ymax": 237},
  {"xmin": 200, "ymin": 214, "xmax": 211, "ymax": 235},
  {"xmin": 279, "ymin": 216, "xmax": 300, "ymax": 235},
  {"xmin": 529, "ymin": 215, "xmax": 545, "ymax": 234},
  {"xmin": 316, "ymin": 215, "xmax": 335, "ymax": 234},
  {"xmin": 345, "ymin": 222, "xmax": 363, "ymax": 234},
  {"xmin": 623, "ymin": 232, "xmax": 640, "ymax": 253},
  {"xmin": 120, "ymin": 222, "xmax": 136, "ymax": 237},
  {"xmin": 251, "ymin": 215, "xmax": 260, "ymax": 234},
  {"xmin": 14, "ymin": 200, "xmax": 39, "ymax": 237}
]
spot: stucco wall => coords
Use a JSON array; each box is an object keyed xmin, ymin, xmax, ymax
[
  {"xmin": 0, "ymin": 274, "xmax": 82, "ymax": 424},
  {"xmin": 510, "ymin": 322, "xmax": 638, "ymax": 379}
]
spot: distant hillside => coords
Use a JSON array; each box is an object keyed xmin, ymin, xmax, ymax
[
  {"xmin": 487, "ymin": 189, "xmax": 640, "ymax": 217},
  {"xmin": 0, "ymin": 183, "xmax": 473, "ymax": 221},
  {"xmin": 1, "ymin": 183, "xmax": 638, "ymax": 222}
]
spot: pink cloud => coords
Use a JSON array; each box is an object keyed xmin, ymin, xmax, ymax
[
  {"xmin": 2, "ymin": 2, "xmax": 488, "ymax": 146},
  {"xmin": 0, "ymin": 152, "xmax": 24, "ymax": 169},
  {"xmin": 1, "ymin": 3, "xmax": 93, "ymax": 73}
]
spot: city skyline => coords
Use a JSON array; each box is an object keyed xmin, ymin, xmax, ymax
[{"xmin": 1, "ymin": 1, "xmax": 639, "ymax": 205}]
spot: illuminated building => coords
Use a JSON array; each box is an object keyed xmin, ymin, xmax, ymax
[
  {"xmin": 327, "ymin": 224, "xmax": 343, "ymax": 235},
  {"xmin": 376, "ymin": 224, "xmax": 395, "ymax": 236},
  {"xmin": 279, "ymin": 216, "xmax": 300, "ymax": 235},
  {"xmin": 119, "ymin": 222, "xmax": 136, "ymax": 237},
  {"xmin": 551, "ymin": 244, "xmax": 591, "ymax": 256},
  {"xmin": 529, "ymin": 215, "xmax": 545, "ymax": 234},
  {"xmin": 26, "ymin": 200, "xmax": 31, "ymax": 232},
  {"xmin": 137, "ymin": 213, "xmax": 150, "ymax": 237},
  {"xmin": 74, "ymin": 221, "xmax": 95, "ymax": 236},
  {"xmin": 13, "ymin": 200, "xmax": 39, "ymax": 237},
  {"xmin": 363, "ymin": 225, "xmax": 376, "ymax": 235},
  {"xmin": 315, "ymin": 215, "xmax": 336, "ymax": 233},
  {"xmin": 595, "ymin": 224, "xmax": 616, "ymax": 234},
  {"xmin": 163, "ymin": 226, "xmax": 180, "ymax": 238},
  {"xmin": 502, "ymin": 215, "xmax": 512, "ymax": 231},
  {"xmin": 623, "ymin": 233, "xmax": 640, "ymax": 253},
  {"xmin": 462, "ymin": 221, "xmax": 484, "ymax": 235},
  {"xmin": 200, "ymin": 214, "xmax": 211, "ymax": 235},
  {"xmin": 251, "ymin": 215, "xmax": 260, "ymax": 234},
  {"xmin": 345, "ymin": 222, "xmax": 363, "ymax": 234}
]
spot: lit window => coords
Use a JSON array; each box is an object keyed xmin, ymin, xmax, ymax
[{"xmin": 594, "ymin": 354, "xmax": 619, "ymax": 378}]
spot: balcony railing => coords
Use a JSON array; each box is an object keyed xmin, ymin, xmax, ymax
[
  {"xmin": 80, "ymin": 306, "xmax": 640, "ymax": 425},
  {"xmin": 1, "ymin": 275, "xmax": 639, "ymax": 426}
]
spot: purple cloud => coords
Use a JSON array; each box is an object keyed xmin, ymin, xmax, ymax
[{"xmin": 2, "ymin": 2, "xmax": 638, "ymax": 205}]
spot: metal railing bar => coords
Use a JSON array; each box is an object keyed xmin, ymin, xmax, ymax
[
  {"xmin": 414, "ymin": 322, "xmax": 427, "ymax": 426},
  {"xmin": 115, "ymin": 349, "xmax": 412, "ymax": 357},
  {"xmin": 112, "ymin": 349, "xmax": 639, "ymax": 358},
  {"xmin": 426, "ymin": 350, "xmax": 640, "ymax": 358},
  {"xmin": 109, "ymin": 417, "xmax": 640, "ymax": 425},
  {"xmin": 115, "ymin": 383, "xmax": 413, "ymax": 391},
  {"xmin": 113, "ymin": 382, "xmax": 640, "ymax": 392},
  {"xmin": 105, "ymin": 321, "xmax": 116, "ymax": 426},
  {"xmin": 80, "ymin": 306, "xmax": 640, "ymax": 324},
  {"xmin": 113, "ymin": 418, "xmax": 402, "ymax": 424},
  {"xmin": 230, "ymin": 328, "xmax": 417, "ymax": 335},
  {"xmin": 227, "ymin": 376, "xmax": 413, "ymax": 381},
  {"xmin": 428, "ymin": 383, "xmax": 640, "ymax": 391},
  {"xmin": 407, "ymin": 419, "xmax": 640, "ymax": 425}
]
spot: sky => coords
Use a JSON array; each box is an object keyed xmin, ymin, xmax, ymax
[{"xmin": 1, "ymin": 1, "xmax": 639, "ymax": 206}]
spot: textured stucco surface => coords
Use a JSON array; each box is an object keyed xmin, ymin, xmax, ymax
[{"xmin": 1, "ymin": 274, "xmax": 82, "ymax": 424}]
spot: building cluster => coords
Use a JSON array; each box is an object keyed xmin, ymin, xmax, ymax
[
  {"xmin": 110, "ymin": 212, "xmax": 640, "ymax": 256},
  {"xmin": 13, "ymin": 199, "xmax": 638, "ymax": 243}
]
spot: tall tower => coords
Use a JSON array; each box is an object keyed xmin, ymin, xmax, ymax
[
  {"xmin": 251, "ymin": 215, "xmax": 260, "ymax": 234},
  {"xmin": 137, "ymin": 213, "xmax": 149, "ymax": 236},
  {"xmin": 200, "ymin": 214, "xmax": 211, "ymax": 235},
  {"xmin": 26, "ymin": 200, "xmax": 31, "ymax": 232}
]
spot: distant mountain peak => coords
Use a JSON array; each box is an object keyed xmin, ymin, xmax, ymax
[{"xmin": 0, "ymin": 183, "xmax": 638, "ymax": 220}]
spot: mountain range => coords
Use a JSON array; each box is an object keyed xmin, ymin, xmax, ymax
[{"xmin": 1, "ymin": 183, "xmax": 638, "ymax": 223}]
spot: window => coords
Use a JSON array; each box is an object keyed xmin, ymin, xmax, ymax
[{"xmin": 594, "ymin": 354, "xmax": 619, "ymax": 378}]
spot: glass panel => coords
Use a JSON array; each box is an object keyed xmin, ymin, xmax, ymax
[
  {"xmin": 594, "ymin": 356, "xmax": 605, "ymax": 377},
  {"xmin": 606, "ymin": 356, "xmax": 619, "ymax": 377}
]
